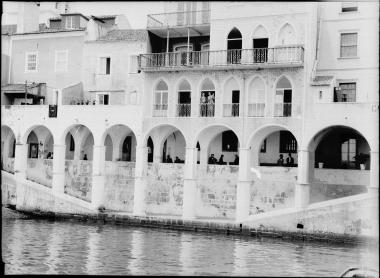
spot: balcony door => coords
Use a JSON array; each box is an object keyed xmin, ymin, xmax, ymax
[
  {"xmin": 227, "ymin": 28, "xmax": 242, "ymax": 64},
  {"xmin": 178, "ymin": 91, "xmax": 191, "ymax": 117},
  {"xmin": 174, "ymin": 44, "xmax": 193, "ymax": 66},
  {"xmin": 231, "ymin": 90, "xmax": 240, "ymax": 117},
  {"xmin": 253, "ymin": 38, "xmax": 268, "ymax": 63}
]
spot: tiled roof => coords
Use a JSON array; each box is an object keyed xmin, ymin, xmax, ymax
[
  {"xmin": 12, "ymin": 28, "xmax": 86, "ymax": 35},
  {"xmin": 97, "ymin": 29, "xmax": 148, "ymax": 42},
  {"xmin": 94, "ymin": 15, "xmax": 117, "ymax": 19},
  {"xmin": 311, "ymin": 75, "xmax": 334, "ymax": 86}
]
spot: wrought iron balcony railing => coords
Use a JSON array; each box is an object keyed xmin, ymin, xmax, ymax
[
  {"xmin": 274, "ymin": 103, "xmax": 292, "ymax": 117},
  {"xmin": 248, "ymin": 103, "xmax": 265, "ymax": 117},
  {"xmin": 199, "ymin": 103, "xmax": 215, "ymax": 117},
  {"xmin": 147, "ymin": 10, "xmax": 210, "ymax": 28},
  {"xmin": 177, "ymin": 104, "xmax": 191, "ymax": 117},
  {"xmin": 139, "ymin": 47, "xmax": 304, "ymax": 71},
  {"xmin": 223, "ymin": 104, "xmax": 239, "ymax": 117}
]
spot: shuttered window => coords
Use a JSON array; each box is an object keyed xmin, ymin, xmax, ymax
[{"xmin": 340, "ymin": 33, "xmax": 357, "ymax": 57}]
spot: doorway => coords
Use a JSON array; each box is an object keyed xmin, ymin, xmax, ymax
[
  {"xmin": 178, "ymin": 91, "xmax": 191, "ymax": 117},
  {"xmin": 232, "ymin": 90, "xmax": 240, "ymax": 117},
  {"xmin": 253, "ymin": 38, "xmax": 268, "ymax": 62}
]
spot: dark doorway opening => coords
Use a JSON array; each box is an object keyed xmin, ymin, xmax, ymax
[
  {"xmin": 253, "ymin": 38, "xmax": 268, "ymax": 62},
  {"xmin": 122, "ymin": 136, "xmax": 132, "ymax": 161},
  {"xmin": 147, "ymin": 137, "xmax": 154, "ymax": 162}
]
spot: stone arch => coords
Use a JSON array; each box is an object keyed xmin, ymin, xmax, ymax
[
  {"xmin": 306, "ymin": 125, "xmax": 372, "ymax": 170},
  {"xmin": 24, "ymin": 125, "xmax": 55, "ymax": 159},
  {"xmin": 277, "ymin": 22, "xmax": 297, "ymax": 45},
  {"xmin": 247, "ymin": 124, "xmax": 300, "ymax": 167},
  {"xmin": 62, "ymin": 124, "xmax": 94, "ymax": 160},
  {"xmin": 194, "ymin": 124, "xmax": 241, "ymax": 165},
  {"xmin": 144, "ymin": 123, "xmax": 187, "ymax": 163},
  {"xmin": 1, "ymin": 125, "xmax": 16, "ymax": 170}
]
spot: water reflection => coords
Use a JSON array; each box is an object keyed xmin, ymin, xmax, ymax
[{"xmin": 2, "ymin": 218, "xmax": 378, "ymax": 276}]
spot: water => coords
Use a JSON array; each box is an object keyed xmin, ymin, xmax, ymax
[{"xmin": 2, "ymin": 217, "xmax": 378, "ymax": 276}]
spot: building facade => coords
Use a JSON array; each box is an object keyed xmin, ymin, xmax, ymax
[{"xmin": 1, "ymin": 2, "xmax": 379, "ymax": 224}]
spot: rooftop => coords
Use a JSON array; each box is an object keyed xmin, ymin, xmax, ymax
[{"xmin": 96, "ymin": 29, "xmax": 148, "ymax": 42}]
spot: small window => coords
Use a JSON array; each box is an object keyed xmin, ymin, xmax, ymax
[
  {"xmin": 279, "ymin": 131, "xmax": 297, "ymax": 153},
  {"xmin": 65, "ymin": 16, "xmax": 75, "ymax": 29},
  {"xmin": 335, "ymin": 82, "xmax": 356, "ymax": 102},
  {"xmin": 25, "ymin": 52, "xmax": 38, "ymax": 72},
  {"xmin": 341, "ymin": 139, "xmax": 356, "ymax": 163},
  {"xmin": 342, "ymin": 2, "xmax": 358, "ymax": 12},
  {"xmin": 99, "ymin": 57, "xmax": 111, "ymax": 75},
  {"xmin": 97, "ymin": 93, "xmax": 109, "ymax": 105},
  {"xmin": 55, "ymin": 50, "xmax": 68, "ymax": 72},
  {"xmin": 340, "ymin": 33, "xmax": 358, "ymax": 57}
]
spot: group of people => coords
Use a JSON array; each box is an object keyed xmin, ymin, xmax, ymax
[
  {"xmin": 165, "ymin": 155, "xmax": 184, "ymax": 164},
  {"xmin": 200, "ymin": 92, "xmax": 215, "ymax": 117},
  {"xmin": 277, "ymin": 153, "xmax": 294, "ymax": 166},
  {"xmin": 46, "ymin": 152, "xmax": 54, "ymax": 159},
  {"xmin": 208, "ymin": 154, "xmax": 239, "ymax": 165}
]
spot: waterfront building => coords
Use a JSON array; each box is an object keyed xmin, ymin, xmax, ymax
[{"xmin": 1, "ymin": 2, "xmax": 378, "ymax": 237}]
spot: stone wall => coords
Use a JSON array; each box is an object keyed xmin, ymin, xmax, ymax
[
  {"xmin": 249, "ymin": 166, "xmax": 296, "ymax": 215},
  {"xmin": 64, "ymin": 160, "xmax": 92, "ymax": 202},
  {"xmin": 1, "ymin": 171, "xmax": 17, "ymax": 205},
  {"xmin": 2, "ymin": 157, "xmax": 14, "ymax": 174},
  {"xmin": 104, "ymin": 161, "xmax": 135, "ymax": 212},
  {"xmin": 26, "ymin": 158, "xmax": 53, "ymax": 187},
  {"xmin": 196, "ymin": 165, "xmax": 238, "ymax": 219},
  {"xmin": 145, "ymin": 163, "xmax": 184, "ymax": 216}
]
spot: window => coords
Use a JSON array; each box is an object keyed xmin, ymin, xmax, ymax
[
  {"xmin": 65, "ymin": 16, "xmax": 75, "ymax": 29},
  {"xmin": 55, "ymin": 50, "xmax": 68, "ymax": 72},
  {"xmin": 154, "ymin": 91, "xmax": 168, "ymax": 110},
  {"xmin": 335, "ymin": 82, "xmax": 356, "ymax": 102},
  {"xmin": 342, "ymin": 2, "xmax": 358, "ymax": 12},
  {"xmin": 279, "ymin": 131, "xmax": 297, "ymax": 153},
  {"xmin": 340, "ymin": 33, "xmax": 357, "ymax": 57},
  {"xmin": 25, "ymin": 52, "xmax": 38, "ymax": 72},
  {"xmin": 97, "ymin": 93, "xmax": 109, "ymax": 105},
  {"xmin": 341, "ymin": 139, "xmax": 356, "ymax": 163},
  {"xmin": 99, "ymin": 57, "xmax": 111, "ymax": 75}
]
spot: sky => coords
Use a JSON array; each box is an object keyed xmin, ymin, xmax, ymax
[{"xmin": 3, "ymin": 1, "xmax": 165, "ymax": 29}]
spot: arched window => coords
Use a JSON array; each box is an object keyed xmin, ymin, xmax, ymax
[
  {"xmin": 200, "ymin": 78, "xmax": 215, "ymax": 117},
  {"xmin": 227, "ymin": 28, "xmax": 242, "ymax": 64},
  {"xmin": 248, "ymin": 77, "xmax": 265, "ymax": 117},
  {"xmin": 153, "ymin": 80, "xmax": 168, "ymax": 117},
  {"xmin": 223, "ymin": 78, "xmax": 240, "ymax": 117},
  {"xmin": 177, "ymin": 80, "xmax": 191, "ymax": 117},
  {"xmin": 253, "ymin": 25, "xmax": 269, "ymax": 63},
  {"xmin": 274, "ymin": 77, "xmax": 292, "ymax": 117}
]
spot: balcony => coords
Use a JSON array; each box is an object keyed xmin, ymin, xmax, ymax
[
  {"xmin": 139, "ymin": 47, "xmax": 304, "ymax": 72},
  {"xmin": 248, "ymin": 103, "xmax": 265, "ymax": 117},
  {"xmin": 177, "ymin": 104, "xmax": 191, "ymax": 117},
  {"xmin": 147, "ymin": 10, "xmax": 210, "ymax": 29},
  {"xmin": 223, "ymin": 104, "xmax": 239, "ymax": 117},
  {"xmin": 274, "ymin": 103, "xmax": 292, "ymax": 117},
  {"xmin": 153, "ymin": 104, "xmax": 168, "ymax": 117},
  {"xmin": 199, "ymin": 104, "xmax": 215, "ymax": 117}
]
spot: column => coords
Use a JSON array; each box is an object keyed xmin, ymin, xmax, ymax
[
  {"xmin": 91, "ymin": 145, "xmax": 105, "ymax": 210},
  {"xmin": 14, "ymin": 142, "xmax": 27, "ymax": 180},
  {"xmin": 153, "ymin": 141, "xmax": 163, "ymax": 163},
  {"xmin": 133, "ymin": 144, "xmax": 148, "ymax": 216},
  {"xmin": 235, "ymin": 148, "xmax": 250, "ymax": 221},
  {"xmin": 182, "ymin": 147, "xmax": 198, "ymax": 219},
  {"xmin": 295, "ymin": 149, "xmax": 311, "ymax": 209},
  {"xmin": 14, "ymin": 142, "xmax": 27, "ymax": 209},
  {"xmin": 368, "ymin": 151, "xmax": 379, "ymax": 194},
  {"xmin": 52, "ymin": 144, "xmax": 66, "ymax": 194}
]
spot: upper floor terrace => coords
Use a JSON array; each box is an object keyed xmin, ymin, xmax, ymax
[{"xmin": 139, "ymin": 46, "xmax": 304, "ymax": 72}]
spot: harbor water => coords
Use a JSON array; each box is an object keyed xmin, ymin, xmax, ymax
[{"xmin": 2, "ymin": 216, "xmax": 378, "ymax": 276}]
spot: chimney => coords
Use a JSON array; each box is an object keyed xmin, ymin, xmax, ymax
[{"xmin": 17, "ymin": 2, "xmax": 40, "ymax": 33}]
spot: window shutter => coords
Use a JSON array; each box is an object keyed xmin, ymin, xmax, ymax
[{"xmin": 129, "ymin": 55, "xmax": 139, "ymax": 74}]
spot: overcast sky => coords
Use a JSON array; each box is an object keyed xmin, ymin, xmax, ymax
[{"xmin": 3, "ymin": 1, "xmax": 165, "ymax": 29}]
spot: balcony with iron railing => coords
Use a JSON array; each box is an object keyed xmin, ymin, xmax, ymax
[
  {"xmin": 199, "ymin": 103, "xmax": 215, "ymax": 117},
  {"xmin": 177, "ymin": 104, "xmax": 191, "ymax": 117},
  {"xmin": 147, "ymin": 10, "xmax": 211, "ymax": 29},
  {"xmin": 223, "ymin": 104, "xmax": 239, "ymax": 117},
  {"xmin": 274, "ymin": 103, "xmax": 292, "ymax": 117},
  {"xmin": 139, "ymin": 47, "xmax": 304, "ymax": 71}
]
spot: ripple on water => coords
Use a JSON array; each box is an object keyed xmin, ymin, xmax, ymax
[{"xmin": 2, "ymin": 218, "xmax": 378, "ymax": 276}]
